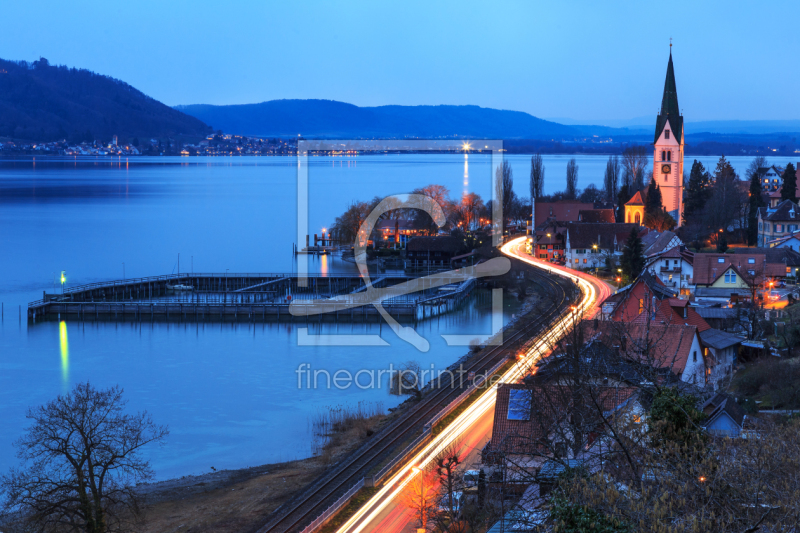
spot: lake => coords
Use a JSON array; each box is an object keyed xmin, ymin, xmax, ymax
[{"xmin": 0, "ymin": 153, "xmax": 795, "ymax": 479}]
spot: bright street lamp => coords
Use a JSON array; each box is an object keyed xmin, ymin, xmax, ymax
[{"xmin": 60, "ymin": 271, "xmax": 66, "ymax": 294}]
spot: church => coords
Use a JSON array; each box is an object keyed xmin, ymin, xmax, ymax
[{"xmin": 653, "ymin": 47, "xmax": 684, "ymax": 224}]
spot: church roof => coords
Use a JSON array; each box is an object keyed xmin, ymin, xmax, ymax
[
  {"xmin": 625, "ymin": 190, "xmax": 645, "ymax": 206},
  {"xmin": 654, "ymin": 51, "xmax": 683, "ymax": 144}
]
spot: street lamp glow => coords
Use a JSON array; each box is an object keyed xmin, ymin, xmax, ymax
[{"xmin": 60, "ymin": 271, "xmax": 65, "ymax": 284}]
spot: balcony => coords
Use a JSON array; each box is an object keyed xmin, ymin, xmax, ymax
[{"xmin": 660, "ymin": 266, "xmax": 682, "ymax": 273}]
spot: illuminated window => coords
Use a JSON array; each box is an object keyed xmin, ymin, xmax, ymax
[{"xmin": 638, "ymin": 299, "xmax": 644, "ymax": 314}]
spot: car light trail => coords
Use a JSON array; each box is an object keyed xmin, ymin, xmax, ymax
[{"xmin": 337, "ymin": 237, "xmax": 611, "ymax": 533}]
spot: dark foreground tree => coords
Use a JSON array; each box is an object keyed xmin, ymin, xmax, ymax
[
  {"xmin": 620, "ymin": 227, "xmax": 644, "ymax": 281},
  {"xmin": 565, "ymin": 158, "xmax": 579, "ymax": 200},
  {"xmin": 603, "ymin": 155, "xmax": 621, "ymax": 204},
  {"xmin": 748, "ymin": 166, "xmax": 766, "ymax": 245},
  {"xmin": 496, "ymin": 160, "xmax": 516, "ymax": 229},
  {"xmin": 782, "ymin": 162, "xmax": 797, "ymax": 202},
  {"xmin": 644, "ymin": 179, "xmax": 663, "ymax": 216},
  {"xmin": 682, "ymin": 160, "xmax": 711, "ymax": 225},
  {"xmin": 530, "ymin": 153, "xmax": 545, "ymax": 200},
  {"xmin": 0, "ymin": 383, "xmax": 168, "ymax": 533}
]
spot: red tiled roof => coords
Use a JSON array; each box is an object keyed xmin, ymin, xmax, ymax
[
  {"xmin": 583, "ymin": 321, "xmax": 699, "ymax": 374},
  {"xmin": 534, "ymin": 201, "xmax": 594, "ymax": 228},
  {"xmin": 692, "ymin": 253, "xmax": 785, "ymax": 285},
  {"xmin": 490, "ymin": 383, "xmax": 638, "ymax": 456},
  {"xmin": 625, "ymin": 191, "xmax": 645, "ymax": 206},
  {"xmin": 578, "ymin": 209, "xmax": 616, "ymax": 223}
]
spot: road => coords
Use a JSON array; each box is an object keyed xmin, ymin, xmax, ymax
[{"xmin": 338, "ymin": 237, "xmax": 614, "ymax": 533}]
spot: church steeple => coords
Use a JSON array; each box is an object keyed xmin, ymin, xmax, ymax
[{"xmin": 654, "ymin": 50, "xmax": 683, "ymax": 143}]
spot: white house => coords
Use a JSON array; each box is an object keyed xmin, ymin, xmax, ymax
[{"xmin": 645, "ymin": 245, "xmax": 695, "ymax": 296}]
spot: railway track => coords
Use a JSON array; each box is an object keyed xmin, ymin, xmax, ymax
[{"xmin": 258, "ymin": 259, "xmax": 575, "ymax": 533}]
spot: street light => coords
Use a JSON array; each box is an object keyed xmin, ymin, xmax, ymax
[{"xmin": 60, "ymin": 271, "xmax": 66, "ymax": 294}]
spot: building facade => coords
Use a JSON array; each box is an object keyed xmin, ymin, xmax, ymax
[{"xmin": 653, "ymin": 49, "xmax": 685, "ymax": 225}]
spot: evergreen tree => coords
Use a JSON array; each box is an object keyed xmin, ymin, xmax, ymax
[
  {"xmin": 620, "ymin": 227, "xmax": 644, "ymax": 281},
  {"xmin": 717, "ymin": 233, "xmax": 728, "ymax": 253},
  {"xmin": 781, "ymin": 162, "xmax": 797, "ymax": 202},
  {"xmin": 748, "ymin": 168, "xmax": 766, "ymax": 245},
  {"xmin": 714, "ymin": 155, "xmax": 737, "ymax": 183},
  {"xmin": 645, "ymin": 179, "xmax": 662, "ymax": 216},
  {"xmin": 683, "ymin": 160, "xmax": 710, "ymax": 224}
]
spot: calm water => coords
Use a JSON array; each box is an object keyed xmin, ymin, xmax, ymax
[{"xmin": 0, "ymin": 153, "xmax": 795, "ymax": 479}]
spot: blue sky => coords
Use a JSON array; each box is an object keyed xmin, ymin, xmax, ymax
[{"xmin": 2, "ymin": 0, "xmax": 798, "ymax": 121}]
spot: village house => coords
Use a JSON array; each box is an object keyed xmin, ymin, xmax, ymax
[
  {"xmin": 692, "ymin": 252, "xmax": 788, "ymax": 304},
  {"xmin": 701, "ymin": 392, "xmax": 747, "ymax": 438},
  {"xmin": 531, "ymin": 221, "xmax": 567, "ymax": 262},
  {"xmin": 405, "ymin": 236, "xmax": 462, "ymax": 270},
  {"xmin": 372, "ymin": 219, "xmax": 425, "ymax": 247},
  {"xmin": 564, "ymin": 222, "xmax": 643, "ymax": 269},
  {"xmin": 757, "ymin": 199, "xmax": 800, "ymax": 247},
  {"xmin": 598, "ymin": 274, "xmax": 742, "ymax": 389},
  {"xmin": 645, "ymin": 244, "xmax": 694, "ymax": 295},
  {"xmin": 487, "ymin": 382, "xmax": 640, "ymax": 464},
  {"xmin": 757, "ymin": 165, "xmax": 785, "ymax": 193}
]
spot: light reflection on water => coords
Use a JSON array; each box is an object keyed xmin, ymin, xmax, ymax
[{"xmin": 59, "ymin": 321, "xmax": 69, "ymax": 387}]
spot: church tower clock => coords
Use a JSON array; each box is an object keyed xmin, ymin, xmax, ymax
[{"xmin": 653, "ymin": 46, "xmax": 684, "ymax": 225}]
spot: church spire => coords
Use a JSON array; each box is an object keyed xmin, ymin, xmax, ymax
[{"xmin": 654, "ymin": 48, "xmax": 682, "ymax": 143}]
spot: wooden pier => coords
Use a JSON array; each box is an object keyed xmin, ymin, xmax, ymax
[{"xmin": 27, "ymin": 272, "xmax": 481, "ymax": 323}]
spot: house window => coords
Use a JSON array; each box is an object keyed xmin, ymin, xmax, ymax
[
  {"xmin": 748, "ymin": 270, "xmax": 755, "ymax": 275},
  {"xmin": 777, "ymin": 224, "xmax": 783, "ymax": 232},
  {"xmin": 638, "ymin": 299, "xmax": 644, "ymax": 314},
  {"xmin": 583, "ymin": 258, "xmax": 587, "ymax": 264},
  {"xmin": 717, "ymin": 258, "xmax": 725, "ymax": 263},
  {"xmin": 574, "ymin": 258, "xmax": 579, "ymax": 263},
  {"xmin": 665, "ymin": 130, "xmax": 670, "ymax": 139},
  {"xmin": 667, "ymin": 151, "xmax": 672, "ymax": 161},
  {"xmin": 539, "ymin": 245, "xmax": 547, "ymax": 250},
  {"xmin": 693, "ymin": 351, "xmax": 697, "ymax": 362},
  {"xmin": 661, "ymin": 150, "xmax": 666, "ymax": 160},
  {"xmin": 507, "ymin": 389, "xmax": 532, "ymax": 420},
  {"xmin": 748, "ymin": 258, "xmax": 755, "ymax": 264},
  {"xmin": 668, "ymin": 274, "xmax": 673, "ymax": 282},
  {"xmin": 724, "ymin": 271, "xmax": 737, "ymax": 283}
]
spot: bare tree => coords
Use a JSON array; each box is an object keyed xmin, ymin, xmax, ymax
[
  {"xmin": 400, "ymin": 468, "xmax": 438, "ymax": 531},
  {"xmin": 0, "ymin": 383, "xmax": 168, "ymax": 533},
  {"xmin": 565, "ymin": 158, "xmax": 578, "ymax": 200},
  {"xmin": 621, "ymin": 146, "xmax": 648, "ymax": 191},
  {"xmin": 603, "ymin": 155, "xmax": 620, "ymax": 203},
  {"xmin": 432, "ymin": 442, "xmax": 464, "ymax": 528},
  {"xmin": 745, "ymin": 155, "xmax": 768, "ymax": 182},
  {"xmin": 530, "ymin": 153, "xmax": 545, "ymax": 200},
  {"xmin": 495, "ymin": 160, "xmax": 515, "ymax": 230}
]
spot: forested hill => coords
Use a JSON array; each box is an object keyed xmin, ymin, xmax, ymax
[
  {"xmin": 0, "ymin": 57, "xmax": 210, "ymax": 142},
  {"xmin": 175, "ymin": 99, "xmax": 634, "ymax": 139}
]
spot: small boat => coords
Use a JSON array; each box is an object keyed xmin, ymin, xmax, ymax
[{"xmin": 166, "ymin": 283, "xmax": 194, "ymax": 292}]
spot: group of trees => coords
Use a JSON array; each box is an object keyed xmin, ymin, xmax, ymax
[{"xmin": 682, "ymin": 155, "xmax": 800, "ymax": 250}]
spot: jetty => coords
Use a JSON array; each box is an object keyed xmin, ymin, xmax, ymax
[{"xmin": 27, "ymin": 271, "xmax": 483, "ymax": 323}]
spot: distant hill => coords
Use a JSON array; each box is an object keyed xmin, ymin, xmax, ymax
[
  {"xmin": 176, "ymin": 99, "xmax": 647, "ymax": 139},
  {"xmin": 0, "ymin": 57, "xmax": 210, "ymax": 142}
]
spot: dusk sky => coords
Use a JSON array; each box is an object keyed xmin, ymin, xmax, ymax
[{"xmin": 2, "ymin": 0, "xmax": 799, "ymax": 122}]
